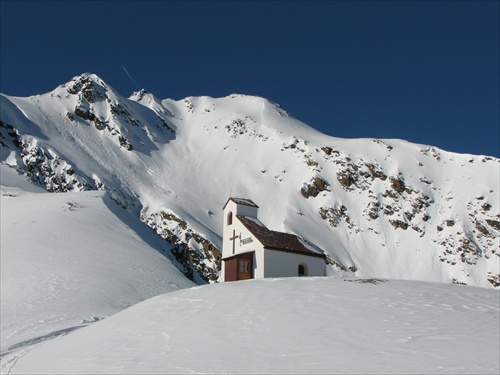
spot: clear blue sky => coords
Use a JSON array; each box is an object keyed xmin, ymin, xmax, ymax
[{"xmin": 1, "ymin": 1, "xmax": 498, "ymax": 157}]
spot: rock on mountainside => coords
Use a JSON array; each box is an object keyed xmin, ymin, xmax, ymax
[{"xmin": 1, "ymin": 73, "xmax": 498, "ymax": 287}]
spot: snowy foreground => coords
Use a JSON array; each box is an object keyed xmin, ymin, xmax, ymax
[
  {"xmin": 0, "ymin": 166, "xmax": 194, "ymax": 373},
  {"xmin": 7, "ymin": 278, "xmax": 500, "ymax": 375}
]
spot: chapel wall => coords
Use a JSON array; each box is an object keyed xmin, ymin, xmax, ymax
[{"xmin": 263, "ymin": 250, "xmax": 325, "ymax": 278}]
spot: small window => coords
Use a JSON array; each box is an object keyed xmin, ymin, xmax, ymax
[
  {"xmin": 239, "ymin": 260, "xmax": 249, "ymax": 272},
  {"xmin": 227, "ymin": 211, "xmax": 233, "ymax": 226},
  {"xmin": 298, "ymin": 263, "xmax": 308, "ymax": 277}
]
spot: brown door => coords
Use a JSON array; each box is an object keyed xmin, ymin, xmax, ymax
[
  {"xmin": 224, "ymin": 252, "xmax": 254, "ymax": 282},
  {"xmin": 224, "ymin": 258, "xmax": 238, "ymax": 282},
  {"xmin": 238, "ymin": 259, "xmax": 251, "ymax": 280}
]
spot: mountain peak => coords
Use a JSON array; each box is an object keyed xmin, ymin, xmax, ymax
[
  {"xmin": 64, "ymin": 73, "xmax": 110, "ymax": 103},
  {"xmin": 129, "ymin": 89, "xmax": 162, "ymax": 105},
  {"xmin": 130, "ymin": 89, "xmax": 149, "ymax": 100}
]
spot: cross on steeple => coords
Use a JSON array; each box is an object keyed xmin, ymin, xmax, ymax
[{"xmin": 230, "ymin": 230, "xmax": 239, "ymax": 254}]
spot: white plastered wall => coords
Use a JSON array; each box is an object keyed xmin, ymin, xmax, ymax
[{"xmin": 263, "ymin": 249, "xmax": 326, "ymax": 278}]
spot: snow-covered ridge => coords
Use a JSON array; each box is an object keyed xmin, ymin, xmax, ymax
[
  {"xmin": 1, "ymin": 73, "xmax": 498, "ymax": 287},
  {"xmin": 8, "ymin": 278, "xmax": 500, "ymax": 374}
]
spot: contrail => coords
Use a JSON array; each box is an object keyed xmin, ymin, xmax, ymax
[{"xmin": 122, "ymin": 65, "xmax": 139, "ymax": 90}]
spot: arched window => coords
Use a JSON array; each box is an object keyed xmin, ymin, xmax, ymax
[
  {"xmin": 227, "ymin": 211, "xmax": 233, "ymax": 226},
  {"xmin": 298, "ymin": 263, "xmax": 308, "ymax": 277}
]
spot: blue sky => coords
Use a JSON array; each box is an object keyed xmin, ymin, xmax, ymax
[{"xmin": 1, "ymin": 1, "xmax": 498, "ymax": 157}]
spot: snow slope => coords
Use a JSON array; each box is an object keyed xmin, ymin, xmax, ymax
[
  {"xmin": 0, "ymin": 83, "xmax": 499, "ymax": 375},
  {"xmin": 10, "ymin": 277, "xmax": 500, "ymax": 374},
  {"xmin": 1, "ymin": 73, "xmax": 499, "ymax": 287},
  {"xmin": 0, "ymin": 165, "xmax": 194, "ymax": 372}
]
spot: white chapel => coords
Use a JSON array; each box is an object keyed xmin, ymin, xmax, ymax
[{"xmin": 220, "ymin": 197, "xmax": 327, "ymax": 282}]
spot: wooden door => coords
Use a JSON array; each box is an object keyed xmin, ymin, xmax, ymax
[
  {"xmin": 224, "ymin": 258, "xmax": 238, "ymax": 282},
  {"xmin": 238, "ymin": 259, "xmax": 251, "ymax": 280}
]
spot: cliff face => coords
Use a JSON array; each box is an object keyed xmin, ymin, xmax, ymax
[{"xmin": 1, "ymin": 73, "xmax": 498, "ymax": 287}]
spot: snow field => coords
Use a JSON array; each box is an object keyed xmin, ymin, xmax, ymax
[
  {"xmin": 1, "ymin": 166, "xmax": 194, "ymax": 372},
  {"xmin": 9, "ymin": 277, "xmax": 500, "ymax": 374}
]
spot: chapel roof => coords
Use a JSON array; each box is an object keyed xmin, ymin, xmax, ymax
[
  {"xmin": 236, "ymin": 215, "xmax": 326, "ymax": 259},
  {"xmin": 223, "ymin": 197, "xmax": 259, "ymax": 210}
]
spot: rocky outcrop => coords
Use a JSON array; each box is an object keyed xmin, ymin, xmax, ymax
[
  {"xmin": 318, "ymin": 205, "xmax": 358, "ymax": 232},
  {"xmin": 301, "ymin": 176, "xmax": 330, "ymax": 198},
  {"xmin": 67, "ymin": 77, "xmax": 134, "ymax": 150},
  {"xmin": 225, "ymin": 117, "xmax": 268, "ymax": 140},
  {"xmin": 143, "ymin": 211, "xmax": 221, "ymax": 283},
  {"xmin": 67, "ymin": 75, "xmax": 107, "ymax": 103},
  {"xmin": 1, "ymin": 120, "xmax": 92, "ymax": 192}
]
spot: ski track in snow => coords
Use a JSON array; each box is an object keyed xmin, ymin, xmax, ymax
[{"xmin": 1, "ymin": 319, "xmax": 104, "ymax": 374}]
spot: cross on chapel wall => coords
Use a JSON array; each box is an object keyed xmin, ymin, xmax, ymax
[{"xmin": 230, "ymin": 229, "xmax": 239, "ymax": 254}]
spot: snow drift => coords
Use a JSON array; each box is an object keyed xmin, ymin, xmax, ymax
[{"xmin": 9, "ymin": 277, "xmax": 500, "ymax": 374}]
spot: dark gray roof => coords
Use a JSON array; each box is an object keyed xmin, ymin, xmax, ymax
[
  {"xmin": 237, "ymin": 215, "xmax": 326, "ymax": 259},
  {"xmin": 223, "ymin": 197, "xmax": 259, "ymax": 210}
]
